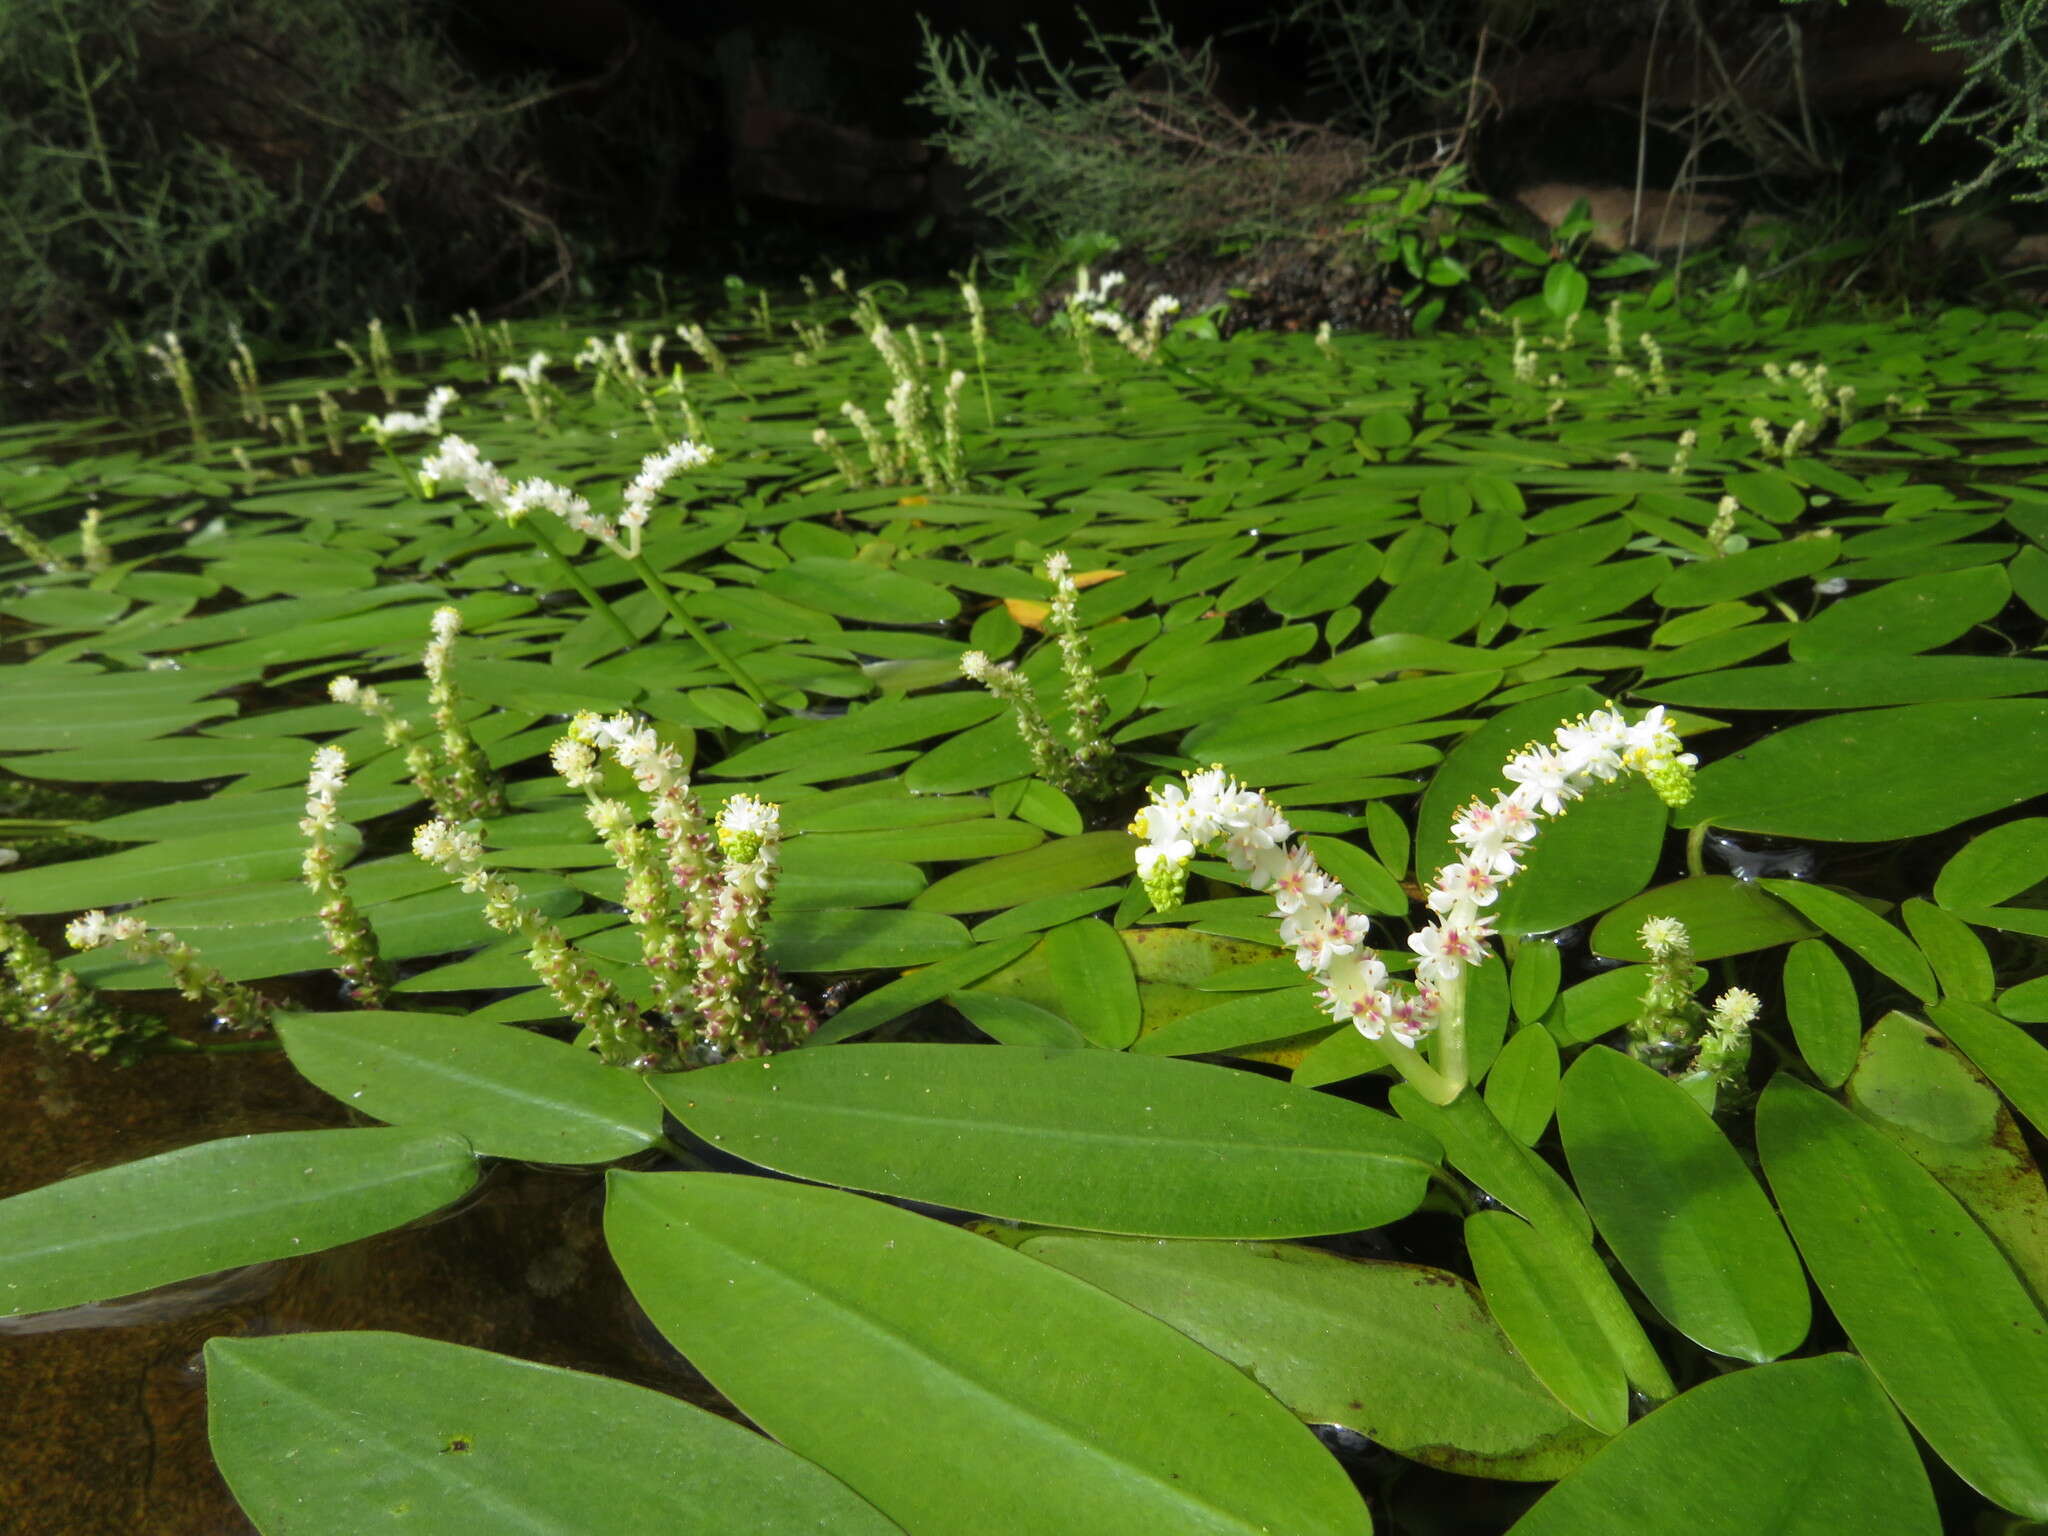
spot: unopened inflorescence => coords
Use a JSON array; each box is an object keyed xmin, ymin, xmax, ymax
[
  {"xmin": 300, "ymin": 744, "xmax": 389, "ymax": 1006},
  {"xmin": 1132, "ymin": 706, "xmax": 1695, "ymax": 1095},
  {"xmin": 959, "ymin": 551, "xmax": 1118, "ymax": 800}
]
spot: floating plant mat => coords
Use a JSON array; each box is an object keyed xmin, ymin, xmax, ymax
[{"xmin": 3, "ymin": 287, "xmax": 2047, "ymax": 1535}]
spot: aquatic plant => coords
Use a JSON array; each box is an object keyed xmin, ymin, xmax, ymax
[{"xmin": 0, "ymin": 279, "xmax": 2044, "ymax": 1536}]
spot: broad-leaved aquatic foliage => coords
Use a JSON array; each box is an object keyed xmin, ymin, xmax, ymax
[{"xmin": 0, "ymin": 280, "xmax": 2045, "ymax": 1533}]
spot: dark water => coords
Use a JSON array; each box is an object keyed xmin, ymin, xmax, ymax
[{"xmin": 0, "ymin": 1024, "xmax": 723, "ymax": 1535}]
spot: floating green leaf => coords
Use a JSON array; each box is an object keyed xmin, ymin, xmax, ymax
[
  {"xmin": 1506, "ymin": 1356, "xmax": 1938, "ymax": 1536},
  {"xmin": 1020, "ymin": 1235, "xmax": 1605, "ymax": 1481},
  {"xmin": 1683, "ymin": 702, "xmax": 2048, "ymax": 841},
  {"xmin": 206, "ymin": 1331, "xmax": 900, "ymax": 1536},
  {"xmin": 277, "ymin": 1011, "xmax": 660, "ymax": 1164},
  {"xmin": 0, "ymin": 1128, "xmax": 476, "ymax": 1318},
  {"xmin": 651, "ymin": 1045, "xmax": 1439, "ymax": 1238},
  {"xmin": 1558, "ymin": 1048, "xmax": 1808, "ymax": 1361},
  {"xmin": 605, "ymin": 1172, "xmax": 1371, "ymax": 1536},
  {"xmin": 1757, "ymin": 1075, "xmax": 2048, "ymax": 1517}
]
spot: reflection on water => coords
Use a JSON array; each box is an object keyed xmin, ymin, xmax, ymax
[{"xmin": 0, "ymin": 1026, "xmax": 728, "ymax": 1536}]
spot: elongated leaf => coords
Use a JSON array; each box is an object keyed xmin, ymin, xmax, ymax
[
  {"xmin": 1021, "ymin": 1235, "xmax": 1605, "ymax": 1481},
  {"xmin": 809, "ymin": 937, "xmax": 1037, "ymax": 1046},
  {"xmin": 651, "ymin": 1045, "xmax": 1439, "ymax": 1237},
  {"xmin": 1590, "ymin": 876, "xmax": 1814, "ymax": 962},
  {"xmin": 277, "ymin": 1011, "xmax": 660, "ymax": 1164},
  {"xmin": 1045, "ymin": 917, "xmax": 1141, "ymax": 1049},
  {"xmin": 1848, "ymin": 1013, "xmax": 2048, "ymax": 1304},
  {"xmin": 1683, "ymin": 701, "xmax": 2048, "ymax": 841},
  {"xmin": 1926, "ymin": 999, "xmax": 2048, "ymax": 1137},
  {"xmin": 909, "ymin": 831, "xmax": 1133, "ymax": 914},
  {"xmin": 1465, "ymin": 1212, "xmax": 1629, "ymax": 1436},
  {"xmin": 207, "ymin": 1331, "xmax": 899, "ymax": 1536},
  {"xmin": 1903, "ymin": 898, "xmax": 1994, "ymax": 1000},
  {"xmin": 0, "ymin": 1128, "xmax": 476, "ymax": 1318},
  {"xmin": 1558, "ymin": 1048, "xmax": 1808, "ymax": 1361},
  {"xmin": 1506, "ymin": 1356, "xmax": 1938, "ymax": 1536},
  {"xmin": 1392, "ymin": 1085, "xmax": 1589, "ymax": 1240},
  {"xmin": 765, "ymin": 907, "xmax": 971, "ymax": 971},
  {"xmin": 0, "ymin": 825, "xmax": 361, "ymax": 914},
  {"xmin": 1485, "ymin": 1025, "xmax": 1561, "ymax": 1146},
  {"xmin": 1759, "ymin": 881, "xmax": 1935, "ymax": 1001},
  {"xmin": 1935, "ymin": 817, "xmax": 2048, "ymax": 909},
  {"xmin": 1782, "ymin": 939, "xmax": 1860, "ymax": 1087},
  {"xmin": 605, "ymin": 1173, "xmax": 1370, "ymax": 1536},
  {"xmin": 1757, "ymin": 1074, "xmax": 2048, "ymax": 1517}
]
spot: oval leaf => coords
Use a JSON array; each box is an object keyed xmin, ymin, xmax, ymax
[
  {"xmin": 1683, "ymin": 701, "xmax": 2048, "ymax": 841},
  {"xmin": 1558, "ymin": 1048, "xmax": 1809, "ymax": 1362},
  {"xmin": 1506, "ymin": 1356, "xmax": 1938, "ymax": 1536},
  {"xmin": 1021, "ymin": 1235, "xmax": 1606, "ymax": 1481}
]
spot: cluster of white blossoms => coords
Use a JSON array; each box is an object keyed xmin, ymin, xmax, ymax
[
  {"xmin": 541, "ymin": 713, "xmax": 816, "ymax": 1062},
  {"xmin": 1089, "ymin": 293, "xmax": 1182, "ymax": 363},
  {"xmin": 621, "ymin": 441, "xmax": 714, "ymax": 539},
  {"xmin": 419, "ymin": 435, "xmax": 512, "ymax": 507},
  {"xmin": 417, "ymin": 434, "xmax": 713, "ymax": 562},
  {"xmin": 1132, "ymin": 706, "xmax": 1697, "ymax": 1049},
  {"xmin": 364, "ymin": 385, "xmax": 457, "ymax": 442}
]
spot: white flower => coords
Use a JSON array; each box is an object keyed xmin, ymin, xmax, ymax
[
  {"xmin": 431, "ymin": 606, "xmax": 462, "ymax": 644},
  {"xmin": 419, "ymin": 435, "xmax": 510, "ymax": 506},
  {"xmin": 621, "ymin": 440, "xmax": 714, "ymax": 531},
  {"xmin": 1711, "ymin": 987, "xmax": 1761, "ymax": 1031},
  {"xmin": 1502, "ymin": 746, "xmax": 1578, "ymax": 817},
  {"xmin": 66, "ymin": 910, "xmax": 146, "ymax": 949},
  {"xmin": 1639, "ymin": 915, "xmax": 1690, "ymax": 959},
  {"xmin": 502, "ymin": 478, "xmax": 591, "ymax": 529},
  {"xmin": 411, "ymin": 819, "xmax": 480, "ymax": 869},
  {"xmin": 551, "ymin": 736, "xmax": 600, "ymax": 790},
  {"xmin": 717, "ymin": 793, "xmax": 779, "ymax": 861},
  {"xmin": 1409, "ymin": 920, "xmax": 1490, "ymax": 988},
  {"xmin": 1426, "ymin": 861, "xmax": 1499, "ymax": 915},
  {"xmin": 1268, "ymin": 847, "xmax": 1333, "ymax": 914},
  {"xmin": 306, "ymin": 744, "xmax": 348, "ymax": 801},
  {"xmin": 328, "ymin": 675, "xmax": 361, "ymax": 704}
]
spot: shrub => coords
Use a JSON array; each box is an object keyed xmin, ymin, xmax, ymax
[{"xmin": 0, "ymin": 0, "xmax": 557, "ymax": 409}]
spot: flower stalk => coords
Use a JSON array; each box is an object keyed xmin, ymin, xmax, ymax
[
  {"xmin": 300, "ymin": 745, "xmax": 390, "ymax": 1006},
  {"xmin": 412, "ymin": 819, "xmax": 656, "ymax": 1068},
  {"xmin": 1, "ymin": 908, "xmax": 163, "ymax": 1060},
  {"xmin": 66, "ymin": 911, "xmax": 271, "ymax": 1034},
  {"xmin": 422, "ymin": 607, "xmax": 510, "ymax": 819}
]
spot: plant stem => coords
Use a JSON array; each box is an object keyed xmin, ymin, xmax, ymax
[
  {"xmin": 624, "ymin": 553, "xmax": 769, "ymax": 708},
  {"xmin": 517, "ymin": 520, "xmax": 639, "ymax": 649},
  {"xmin": 1375, "ymin": 1031, "xmax": 1461, "ymax": 1105},
  {"xmin": 1432, "ymin": 968, "xmax": 1471, "ymax": 1099},
  {"xmin": 1685, "ymin": 819, "xmax": 1712, "ymax": 878}
]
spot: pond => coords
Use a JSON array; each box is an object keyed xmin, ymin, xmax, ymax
[{"xmin": 1, "ymin": 279, "xmax": 2044, "ymax": 1534}]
